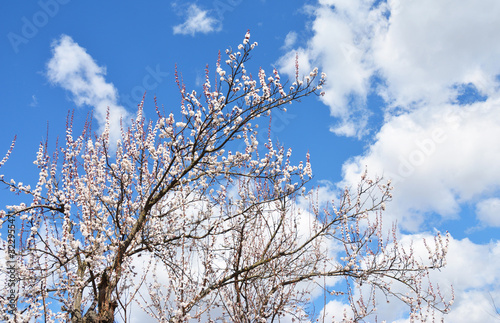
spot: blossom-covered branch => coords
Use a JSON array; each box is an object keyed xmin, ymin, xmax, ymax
[{"xmin": 0, "ymin": 31, "xmax": 450, "ymax": 323}]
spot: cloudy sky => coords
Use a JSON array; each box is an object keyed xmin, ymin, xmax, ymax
[{"xmin": 1, "ymin": 0, "xmax": 500, "ymax": 321}]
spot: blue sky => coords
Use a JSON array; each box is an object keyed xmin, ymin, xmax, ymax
[{"xmin": 1, "ymin": 0, "xmax": 500, "ymax": 321}]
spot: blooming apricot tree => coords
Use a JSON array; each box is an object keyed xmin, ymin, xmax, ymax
[{"xmin": 0, "ymin": 32, "xmax": 452, "ymax": 322}]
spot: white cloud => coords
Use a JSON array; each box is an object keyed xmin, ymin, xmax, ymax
[
  {"xmin": 443, "ymin": 290, "xmax": 500, "ymax": 323},
  {"xmin": 279, "ymin": 0, "xmax": 500, "ymax": 137},
  {"xmin": 317, "ymin": 300, "xmax": 354, "ymax": 322},
  {"xmin": 29, "ymin": 94, "xmax": 38, "ymax": 107},
  {"xmin": 374, "ymin": 0, "xmax": 500, "ymax": 109},
  {"xmin": 282, "ymin": 31, "xmax": 298, "ymax": 49},
  {"xmin": 172, "ymin": 4, "xmax": 220, "ymax": 36},
  {"xmin": 340, "ymin": 97, "xmax": 500, "ymax": 231},
  {"xmin": 46, "ymin": 35, "xmax": 130, "ymax": 145},
  {"xmin": 282, "ymin": 3, "xmax": 500, "ymax": 318},
  {"xmin": 277, "ymin": 48, "xmax": 313, "ymax": 80},
  {"xmin": 316, "ymin": 233, "xmax": 500, "ymax": 322},
  {"xmin": 476, "ymin": 198, "xmax": 500, "ymax": 227},
  {"xmin": 280, "ymin": 0, "xmax": 500, "ymax": 231},
  {"xmin": 277, "ymin": 1, "xmax": 384, "ymax": 138},
  {"xmin": 427, "ymin": 235, "xmax": 500, "ymax": 322}
]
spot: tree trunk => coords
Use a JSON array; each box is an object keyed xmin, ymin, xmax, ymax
[{"xmin": 96, "ymin": 272, "xmax": 117, "ymax": 323}]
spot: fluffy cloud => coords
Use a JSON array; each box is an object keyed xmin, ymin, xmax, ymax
[
  {"xmin": 280, "ymin": 0, "xmax": 500, "ymax": 230},
  {"xmin": 412, "ymin": 235, "xmax": 500, "ymax": 323},
  {"xmin": 282, "ymin": 31, "xmax": 298, "ymax": 50},
  {"xmin": 315, "ymin": 233, "xmax": 500, "ymax": 322},
  {"xmin": 476, "ymin": 198, "xmax": 500, "ymax": 227},
  {"xmin": 279, "ymin": 0, "xmax": 500, "ymax": 137},
  {"xmin": 374, "ymin": 0, "xmax": 500, "ymax": 108},
  {"xmin": 281, "ymin": 1, "xmax": 500, "ymax": 320},
  {"xmin": 318, "ymin": 300, "xmax": 354, "ymax": 322},
  {"xmin": 46, "ymin": 35, "xmax": 130, "ymax": 144},
  {"xmin": 172, "ymin": 4, "xmax": 221, "ymax": 36},
  {"xmin": 278, "ymin": 1, "xmax": 379, "ymax": 137},
  {"xmin": 341, "ymin": 97, "xmax": 500, "ymax": 231}
]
